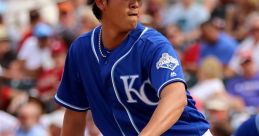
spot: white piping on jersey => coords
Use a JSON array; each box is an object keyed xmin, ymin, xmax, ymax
[
  {"xmin": 111, "ymin": 27, "xmax": 149, "ymax": 134},
  {"xmin": 55, "ymin": 94, "xmax": 90, "ymax": 111},
  {"xmin": 91, "ymin": 27, "xmax": 100, "ymax": 63},
  {"xmin": 157, "ymin": 78, "xmax": 186, "ymax": 98},
  {"xmin": 256, "ymin": 114, "xmax": 259, "ymax": 133},
  {"xmin": 112, "ymin": 112, "xmax": 126, "ymax": 136}
]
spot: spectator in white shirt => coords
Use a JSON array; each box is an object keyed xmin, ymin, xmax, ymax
[{"xmin": 18, "ymin": 23, "xmax": 54, "ymax": 79}]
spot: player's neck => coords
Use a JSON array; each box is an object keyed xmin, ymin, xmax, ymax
[{"xmin": 101, "ymin": 24, "xmax": 130, "ymax": 50}]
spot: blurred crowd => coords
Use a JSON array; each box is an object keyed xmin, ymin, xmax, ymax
[{"xmin": 0, "ymin": 0, "xmax": 259, "ymax": 136}]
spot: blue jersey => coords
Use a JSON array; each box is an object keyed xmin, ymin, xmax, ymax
[
  {"xmin": 234, "ymin": 114, "xmax": 259, "ymax": 136},
  {"xmin": 55, "ymin": 23, "xmax": 210, "ymax": 136}
]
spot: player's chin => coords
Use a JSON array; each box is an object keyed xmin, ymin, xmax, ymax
[{"xmin": 127, "ymin": 20, "xmax": 138, "ymax": 29}]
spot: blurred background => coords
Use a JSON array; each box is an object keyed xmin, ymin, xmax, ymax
[{"xmin": 0, "ymin": 0, "xmax": 259, "ymax": 136}]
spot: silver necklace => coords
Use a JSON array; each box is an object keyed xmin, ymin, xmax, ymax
[{"xmin": 98, "ymin": 27, "xmax": 110, "ymax": 58}]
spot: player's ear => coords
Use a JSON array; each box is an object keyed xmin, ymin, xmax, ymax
[{"xmin": 95, "ymin": 0, "xmax": 107, "ymax": 10}]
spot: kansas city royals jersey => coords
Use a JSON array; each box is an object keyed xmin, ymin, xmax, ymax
[{"xmin": 55, "ymin": 23, "xmax": 210, "ymax": 136}]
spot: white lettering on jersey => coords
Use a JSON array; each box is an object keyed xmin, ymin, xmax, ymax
[
  {"xmin": 120, "ymin": 75, "xmax": 158, "ymax": 106},
  {"xmin": 156, "ymin": 53, "xmax": 179, "ymax": 72},
  {"xmin": 170, "ymin": 72, "xmax": 177, "ymax": 77}
]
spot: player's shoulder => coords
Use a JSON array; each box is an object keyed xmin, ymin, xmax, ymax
[
  {"xmin": 77, "ymin": 31, "xmax": 93, "ymax": 40},
  {"xmin": 69, "ymin": 28, "xmax": 96, "ymax": 51},
  {"xmin": 143, "ymin": 28, "xmax": 169, "ymax": 44},
  {"xmin": 73, "ymin": 31, "xmax": 93, "ymax": 45},
  {"xmin": 137, "ymin": 25, "xmax": 172, "ymax": 51}
]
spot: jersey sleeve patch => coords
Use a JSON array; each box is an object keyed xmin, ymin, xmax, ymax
[
  {"xmin": 148, "ymin": 42, "xmax": 187, "ymax": 98},
  {"xmin": 156, "ymin": 53, "xmax": 179, "ymax": 72}
]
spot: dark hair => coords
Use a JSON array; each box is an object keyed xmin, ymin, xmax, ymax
[
  {"xmin": 200, "ymin": 19, "xmax": 219, "ymax": 30},
  {"xmin": 200, "ymin": 20, "xmax": 213, "ymax": 28},
  {"xmin": 0, "ymin": 14, "xmax": 3, "ymax": 24},
  {"xmin": 28, "ymin": 97, "xmax": 45, "ymax": 114},
  {"xmin": 29, "ymin": 9, "xmax": 40, "ymax": 25},
  {"xmin": 87, "ymin": 0, "xmax": 102, "ymax": 20}
]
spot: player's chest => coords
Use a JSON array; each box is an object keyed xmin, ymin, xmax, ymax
[
  {"xmin": 96, "ymin": 53, "xmax": 146, "ymax": 89},
  {"xmin": 82, "ymin": 52, "xmax": 158, "ymax": 106}
]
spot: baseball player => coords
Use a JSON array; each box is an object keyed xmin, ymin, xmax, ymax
[{"xmin": 55, "ymin": 0, "xmax": 212, "ymax": 135}]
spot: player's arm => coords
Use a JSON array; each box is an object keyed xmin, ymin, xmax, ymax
[
  {"xmin": 55, "ymin": 39, "xmax": 90, "ymax": 136},
  {"xmin": 61, "ymin": 109, "xmax": 87, "ymax": 136},
  {"xmin": 139, "ymin": 82, "xmax": 187, "ymax": 136}
]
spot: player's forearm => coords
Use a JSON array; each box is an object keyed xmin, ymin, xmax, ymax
[
  {"xmin": 140, "ymin": 97, "xmax": 185, "ymax": 136},
  {"xmin": 139, "ymin": 83, "xmax": 187, "ymax": 136},
  {"xmin": 61, "ymin": 109, "xmax": 87, "ymax": 136}
]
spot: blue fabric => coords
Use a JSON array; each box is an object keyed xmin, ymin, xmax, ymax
[
  {"xmin": 0, "ymin": 1, "xmax": 7, "ymax": 14},
  {"xmin": 234, "ymin": 115, "xmax": 259, "ymax": 136},
  {"xmin": 226, "ymin": 73, "xmax": 259, "ymax": 107},
  {"xmin": 34, "ymin": 23, "xmax": 53, "ymax": 38},
  {"xmin": 16, "ymin": 125, "xmax": 48, "ymax": 136},
  {"xmin": 55, "ymin": 23, "xmax": 210, "ymax": 136},
  {"xmin": 200, "ymin": 32, "xmax": 237, "ymax": 65}
]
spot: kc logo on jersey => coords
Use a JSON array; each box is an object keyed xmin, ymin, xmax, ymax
[
  {"xmin": 156, "ymin": 53, "xmax": 179, "ymax": 72},
  {"xmin": 120, "ymin": 75, "xmax": 158, "ymax": 106}
]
